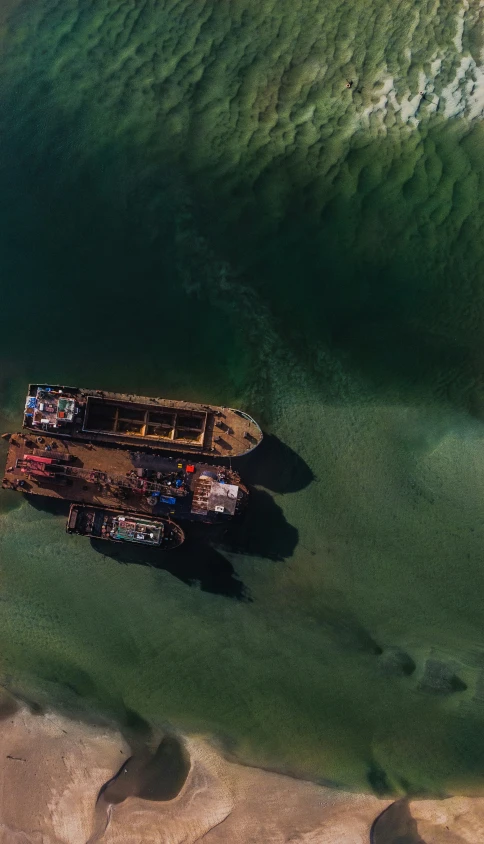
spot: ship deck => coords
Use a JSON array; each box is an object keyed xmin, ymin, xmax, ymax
[
  {"xmin": 67, "ymin": 504, "xmax": 185, "ymax": 549},
  {"xmin": 2, "ymin": 434, "xmax": 246, "ymax": 524},
  {"xmin": 24, "ymin": 385, "xmax": 263, "ymax": 457}
]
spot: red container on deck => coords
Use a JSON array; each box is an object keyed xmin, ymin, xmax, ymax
[{"xmin": 24, "ymin": 454, "xmax": 53, "ymax": 464}]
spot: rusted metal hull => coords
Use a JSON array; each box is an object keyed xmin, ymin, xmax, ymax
[{"xmin": 23, "ymin": 384, "xmax": 263, "ymax": 457}]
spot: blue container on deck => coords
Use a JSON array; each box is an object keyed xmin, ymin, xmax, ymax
[{"xmin": 161, "ymin": 496, "xmax": 177, "ymax": 505}]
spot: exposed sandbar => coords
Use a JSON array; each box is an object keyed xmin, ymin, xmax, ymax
[{"xmin": 0, "ymin": 697, "xmax": 484, "ymax": 843}]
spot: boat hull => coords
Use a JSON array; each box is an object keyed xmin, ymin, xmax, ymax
[
  {"xmin": 23, "ymin": 385, "xmax": 263, "ymax": 457},
  {"xmin": 66, "ymin": 504, "xmax": 185, "ymax": 550}
]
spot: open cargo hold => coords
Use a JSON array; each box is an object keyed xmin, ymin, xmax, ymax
[{"xmin": 22, "ymin": 384, "xmax": 263, "ymax": 457}]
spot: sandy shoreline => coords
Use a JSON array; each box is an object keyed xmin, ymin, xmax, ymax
[
  {"xmin": 1, "ymin": 693, "xmax": 484, "ymax": 843},
  {"xmin": 0, "ymin": 699, "xmax": 385, "ymax": 843}
]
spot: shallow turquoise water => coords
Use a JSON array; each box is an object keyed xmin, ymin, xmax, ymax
[{"xmin": 1, "ymin": 0, "xmax": 484, "ymax": 794}]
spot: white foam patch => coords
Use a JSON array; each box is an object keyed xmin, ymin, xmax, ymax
[
  {"xmin": 348, "ymin": 1, "xmax": 484, "ymax": 133},
  {"xmin": 453, "ymin": 2, "xmax": 467, "ymax": 52},
  {"xmin": 440, "ymin": 58, "xmax": 484, "ymax": 120},
  {"xmin": 359, "ymin": 76, "xmax": 420, "ymax": 131},
  {"xmin": 356, "ymin": 41, "xmax": 484, "ymax": 132}
]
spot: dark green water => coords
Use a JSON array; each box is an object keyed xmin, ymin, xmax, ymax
[{"xmin": 1, "ymin": 0, "xmax": 484, "ymax": 795}]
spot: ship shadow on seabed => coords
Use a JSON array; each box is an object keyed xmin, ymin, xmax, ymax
[
  {"xmin": 236, "ymin": 433, "xmax": 315, "ymax": 494},
  {"xmin": 22, "ymin": 443, "xmax": 301, "ymax": 601},
  {"xmin": 23, "ymin": 495, "xmax": 250, "ymax": 600},
  {"xmin": 216, "ymin": 487, "xmax": 298, "ymax": 562},
  {"xmin": 89, "ymin": 487, "xmax": 298, "ymax": 602},
  {"xmin": 24, "ymin": 496, "xmax": 71, "ymax": 517},
  {"xmin": 91, "ymin": 534, "xmax": 251, "ymax": 601}
]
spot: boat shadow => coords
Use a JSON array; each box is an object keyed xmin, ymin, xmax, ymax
[
  {"xmin": 236, "ymin": 433, "xmax": 314, "ymax": 493},
  {"xmin": 23, "ymin": 495, "xmax": 249, "ymax": 600},
  {"xmin": 23, "ymin": 495, "xmax": 71, "ymax": 517},
  {"xmin": 216, "ymin": 486, "xmax": 298, "ymax": 562},
  {"xmin": 89, "ymin": 486, "xmax": 298, "ymax": 600},
  {"xmin": 24, "ymin": 483, "xmax": 299, "ymax": 600},
  {"xmin": 89, "ymin": 533, "xmax": 252, "ymax": 602}
]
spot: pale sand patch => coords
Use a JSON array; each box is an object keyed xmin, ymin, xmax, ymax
[
  {"xmin": 2, "ymin": 703, "xmax": 484, "ymax": 843},
  {"xmin": 0, "ymin": 704, "xmax": 388, "ymax": 844},
  {"xmin": 0, "ymin": 704, "xmax": 130, "ymax": 844},
  {"xmin": 411, "ymin": 796, "xmax": 484, "ymax": 843},
  {"xmin": 372, "ymin": 795, "xmax": 484, "ymax": 843}
]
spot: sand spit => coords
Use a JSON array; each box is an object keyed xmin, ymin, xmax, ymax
[{"xmin": 1, "ymin": 703, "xmax": 484, "ymax": 843}]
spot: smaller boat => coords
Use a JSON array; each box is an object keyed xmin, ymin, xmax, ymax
[{"xmin": 66, "ymin": 504, "xmax": 185, "ymax": 550}]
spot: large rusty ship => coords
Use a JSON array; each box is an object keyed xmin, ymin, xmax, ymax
[
  {"xmin": 2, "ymin": 433, "xmax": 249, "ymax": 526},
  {"xmin": 22, "ymin": 384, "xmax": 262, "ymax": 457}
]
